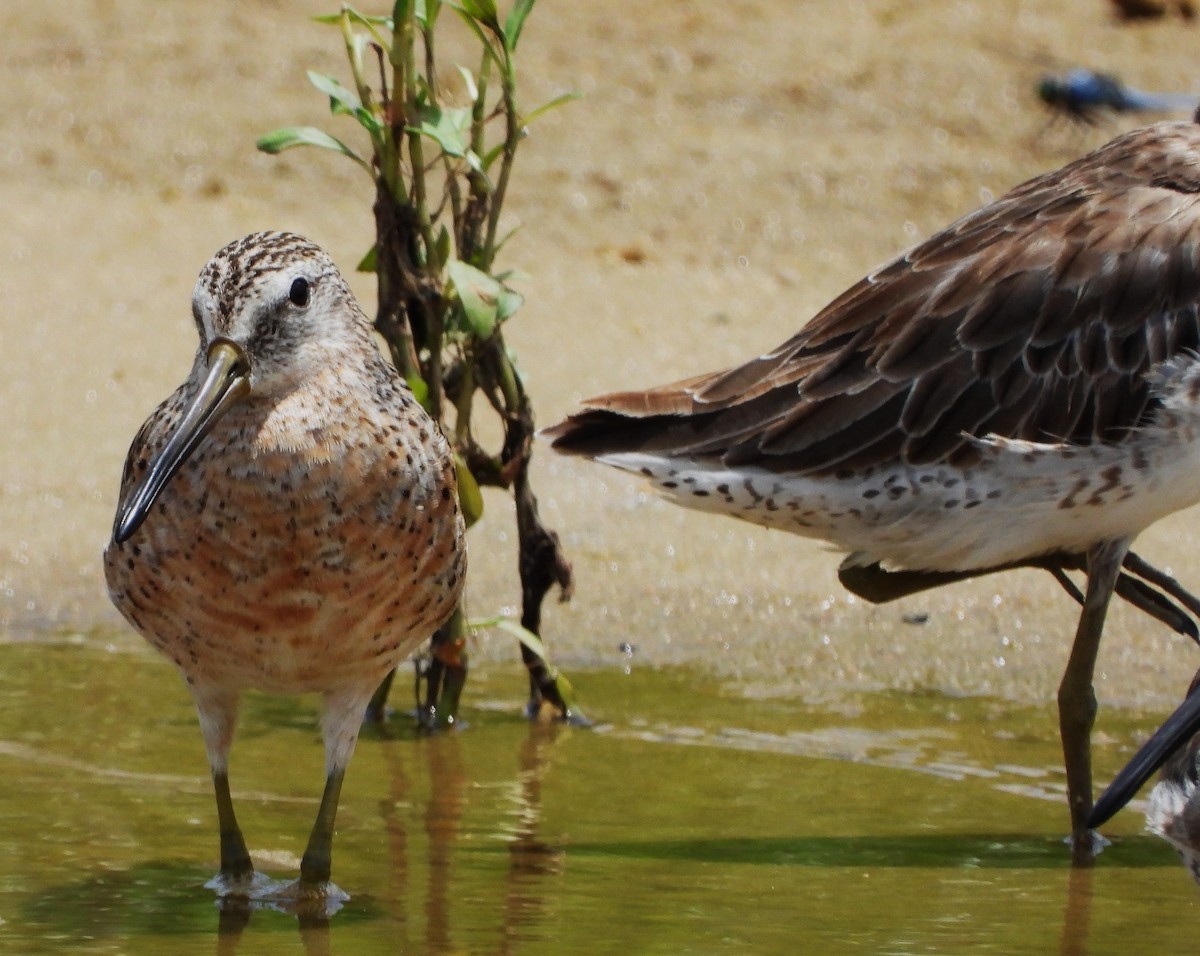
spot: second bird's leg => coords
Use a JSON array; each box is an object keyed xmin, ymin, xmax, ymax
[{"xmin": 1058, "ymin": 537, "xmax": 1130, "ymax": 865}]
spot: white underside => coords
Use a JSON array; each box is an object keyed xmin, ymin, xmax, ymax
[
  {"xmin": 596, "ymin": 415, "xmax": 1200, "ymax": 572},
  {"xmin": 1147, "ymin": 775, "xmax": 1200, "ymax": 886}
]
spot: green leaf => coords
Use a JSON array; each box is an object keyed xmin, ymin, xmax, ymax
[
  {"xmin": 466, "ymin": 617, "xmax": 587, "ymax": 720},
  {"xmin": 496, "ymin": 286, "xmax": 523, "ymax": 322},
  {"xmin": 406, "ymin": 370, "xmax": 430, "ymax": 407},
  {"xmin": 356, "ymin": 244, "xmax": 378, "ymax": 273},
  {"xmin": 494, "ymin": 267, "xmax": 531, "ymax": 283},
  {"xmin": 469, "ymin": 614, "xmax": 549, "ymax": 660},
  {"xmin": 448, "ymin": 6, "xmax": 505, "ymax": 70},
  {"xmin": 458, "ymin": 0, "xmax": 499, "ymax": 29},
  {"xmin": 447, "ymin": 259, "xmax": 503, "ymax": 338},
  {"xmin": 407, "ymin": 105, "xmax": 472, "ymax": 156},
  {"xmin": 418, "ymin": 0, "xmax": 442, "ymax": 28},
  {"xmin": 315, "ymin": 7, "xmax": 392, "ymax": 26},
  {"xmin": 308, "ymin": 70, "xmax": 363, "ymax": 114},
  {"xmin": 447, "ymin": 259, "xmax": 499, "ymax": 337},
  {"xmin": 307, "ymin": 71, "xmax": 383, "ymax": 135},
  {"xmin": 464, "ymin": 149, "xmax": 493, "ymax": 189},
  {"xmin": 255, "ymin": 126, "xmax": 373, "ymax": 173},
  {"xmin": 453, "ymin": 454, "xmax": 485, "ymax": 527},
  {"xmin": 434, "ymin": 225, "xmax": 452, "ymax": 269},
  {"xmin": 481, "ymin": 141, "xmax": 506, "ymax": 172},
  {"xmin": 456, "ymin": 64, "xmax": 479, "ymax": 102},
  {"xmin": 504, "ymin": 0, "xmax": 535, "ymax": 51},
  {"xmin": 351, "ymin": 7, "xmax": 395, "ymax": 38},
  {"xmin": 492, "ymin": 225, "xmax": 521, "ymax": 259},
  {"xmin": 348, "ymin": 30, "xmax": 372, "ymax": 78},
  {"xmin": 524, "ymin": 90, "xmax": 582, "ymax": 125}
]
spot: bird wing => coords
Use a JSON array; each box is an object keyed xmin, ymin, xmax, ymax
[{"xmin": 546, "ymin": 121, "xmax": 1200, "ymax": 476}]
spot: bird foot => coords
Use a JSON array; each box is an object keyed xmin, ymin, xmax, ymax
[
  {"xmin": 1062, "ymin": 828, "xmax": 1111, "ymax": 861},
  {"xmin": 204, "ymin": 869, "xmax": 275, "ymax": 899},
  {"xmin": 267, "ymin": 878, "xmax": 350, "ymax": 918},
  {"xmin": 203, "ymin": 870, "xmax": 349, "ymax": 917}
]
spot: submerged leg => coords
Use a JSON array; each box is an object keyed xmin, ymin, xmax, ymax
[
  {"xmin": 192, "ymin": 686, "xmax": 252, "ymax": 880},
  {"xmin": 214, "ymin": 768, "xmax": 253, "ymax": 880},
  {"xmin": 300, "ymin": 767, "xmax": 346, "ymax": 886},
  {"xmin": 298, "ymin": 688, "xmax": 368, "ymax": 888},
  {"xmin": 1058, "ymin": 538, "xmax": 1129, "ymax": 865}
]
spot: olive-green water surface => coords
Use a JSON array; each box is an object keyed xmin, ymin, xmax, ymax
[{"xmin": 0, "ymin": 631, "xmax": 1196, "ymax": 955}]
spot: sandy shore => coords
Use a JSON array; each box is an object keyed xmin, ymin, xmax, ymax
[{"xmin": 4, "ymin": 0, "xmax": 1200, "ymax": 709}]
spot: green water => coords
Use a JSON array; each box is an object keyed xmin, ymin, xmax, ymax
[{"xmin": 0, "ymin": 632, "xmax": 1196, "ymax": 954}]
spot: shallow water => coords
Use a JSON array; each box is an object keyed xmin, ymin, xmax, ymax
[{"xmin": 0, "ymin": 629, "xmax": 1196, "ymax": 955}]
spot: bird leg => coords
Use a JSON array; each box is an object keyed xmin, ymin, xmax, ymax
[
  {"xmin": 1046, "ymin": 566, "xmax": 1086, "ymax": 605},
  {"xmin": 299, "ymin": 767, "xmax": 346, "ymax": 887},
  {"xmin": 1058, "ymin": 537, "xmax": 1130, "ymax": 865},
  {"xmin": 214, "ymin": 769, "xmax": 253, "ymax": 881},
  {"xmin": 1122, "ymin": 551, "xmax": 1200, "ymax": 625},
  {"xmin": 193, "ymin": 687, "xmax": 252, "ymax": 883},
  {"xmin": 840, "ymin": 550, "xmax": 1199, "ymax": 641},
  {"xmin": 1047, "ymin": 558, "xmax": 1199, "ymax": 642},
  {"xmin": 298, "ymin": 689, "xmax": 366, "ymax": 888},
  {"xmin": 1111, "ymin": 571, "xmax": 1200, "ymax": 643}
]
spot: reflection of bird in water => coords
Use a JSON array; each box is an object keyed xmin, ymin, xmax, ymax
[
  {"xmin": 1090, "ymin": 670, "xmax": 1200, "ymax": 883},
  {"xmin": 545, "ymin": 118, "xmax": 1200, "ymax": 862},
  {"xmin": 104, "ymin": 231, "xmax": 466, "ymax": 902},
  {"xmin": 1038, "ymin": 69, "xmax": 1196, "ymax": 126}
]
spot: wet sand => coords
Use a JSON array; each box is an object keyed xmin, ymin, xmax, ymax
[{"xmin": 3, "ymin": 0, "xmax": 1200, "ymax": 709}]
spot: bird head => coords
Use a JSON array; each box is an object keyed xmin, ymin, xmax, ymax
[{"xmin": 111, "ymin": 231, "xmax": 365, "ymax": 544}]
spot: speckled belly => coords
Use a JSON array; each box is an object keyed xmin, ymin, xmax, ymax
[{"xmin": 105, "ymin": 445, "xmax": 466, "ymax": 695}]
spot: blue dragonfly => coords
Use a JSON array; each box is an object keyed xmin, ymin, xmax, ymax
[{"xmin": 1038, "ymin": 68, "xmax": 1196, "ymax": 125}]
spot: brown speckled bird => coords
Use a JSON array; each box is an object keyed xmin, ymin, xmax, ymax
[
  {"xmin": 104, "ymin": 231, "xmax": 466, "ymax": 900},
  {"xmin": 546, "ymin": 119, "xmax": 1200, "ymax": 862}
]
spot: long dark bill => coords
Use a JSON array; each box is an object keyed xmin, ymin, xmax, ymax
[
  {"xmin": 1089, "ymin": 683, "xmax": 1200, "ymax": 829},
  {"xmin": 112, "ymin": 338, "xmax": 251, "ymax": 544}
]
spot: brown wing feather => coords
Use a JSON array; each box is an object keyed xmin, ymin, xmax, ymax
[{"xmin": 545, "ymin": 121, "xmax": 1200, "ymax": 475}]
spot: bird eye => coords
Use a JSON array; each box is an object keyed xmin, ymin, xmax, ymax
[{"xmin": 289, "ymin": 277, "xmax": 310, "ymax": 307}]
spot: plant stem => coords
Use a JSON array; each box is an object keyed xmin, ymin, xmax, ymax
[{"xmin": 482, "ymin": 52, "xmax": 519, "ymax": 270}]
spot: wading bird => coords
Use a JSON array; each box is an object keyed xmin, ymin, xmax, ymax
[
  {"xmin": 104, "ymin": 232, "xmax": 466, "ymax": 902},
  {"xmin": 546, "ymin": 118, "xmax": 1200, "ymax": 862}
]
